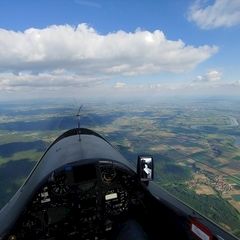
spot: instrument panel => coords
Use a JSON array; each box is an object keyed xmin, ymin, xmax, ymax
[{"xmin": 9, "ymin": 160, "xmax": 142, "ymax": 240}]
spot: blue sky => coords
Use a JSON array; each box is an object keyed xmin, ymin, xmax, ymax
[{"xmin": 0, "ymin": 0, "xmax": 240, "ymax": 99}]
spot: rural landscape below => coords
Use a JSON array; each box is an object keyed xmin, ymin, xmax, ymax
[{"xmin": 0, "ymin": 97, "xmax": 240, "ymax": 237}]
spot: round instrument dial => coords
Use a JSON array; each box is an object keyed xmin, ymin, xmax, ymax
[
  {"xmin": 101, "ymin": 166, "xmax": 116, "ymax": 184},
  {"xmin": 51, "ymin": 175, "xmax": 70, "ymax": 195}
]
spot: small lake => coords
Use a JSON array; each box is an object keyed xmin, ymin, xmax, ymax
[
  {"xmin": 234, "ymin": 136, "xmax": 240, "ymax": 147},
  {"xmin": 233, "ymin": 195, "xmax": 240, "ymax": 202}
]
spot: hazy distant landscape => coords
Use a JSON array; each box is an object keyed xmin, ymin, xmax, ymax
[{"xmin": 0, "ymin": 98, "xmax": 240, "ymax": 237}]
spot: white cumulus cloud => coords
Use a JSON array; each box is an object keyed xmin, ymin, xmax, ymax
[
  {"xmin": 195, "ymin": 70, "xmax": 222, "ymax": 82},
  {"xmin": 114, "ymin": 82, "xmax": 126, "ymax": 89},
  {"xmin": 0, "ymin": 23, "xmax": 217, "ymax": 91},
  {"xmin": 188, "ymin": 0, "xmax": 240, "ymax": 29}
]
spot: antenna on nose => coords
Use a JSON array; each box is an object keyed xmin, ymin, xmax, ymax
[{"xmin": 76, "ymin": 105, "xmax": 83, "ymax": 141}]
